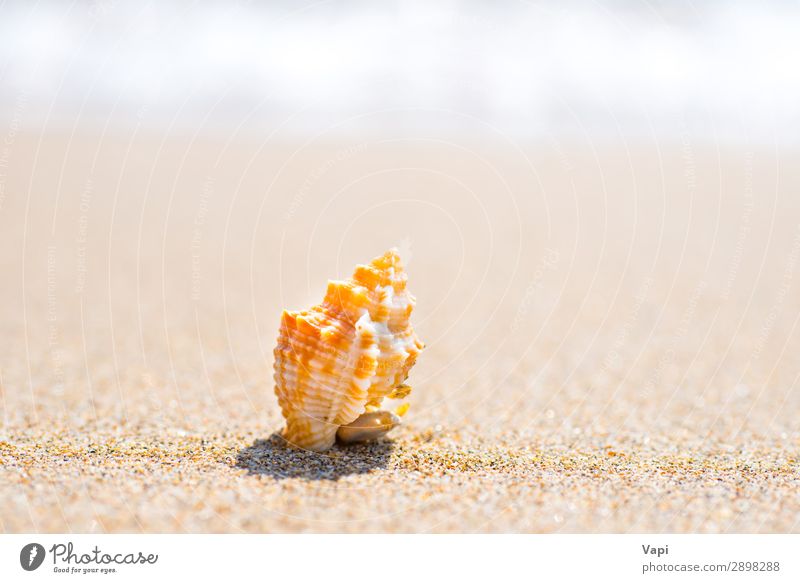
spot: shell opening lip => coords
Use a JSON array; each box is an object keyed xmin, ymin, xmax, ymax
[{"xmin": 335, "ymin": 410, "xmax": 402, "ymax": 445}]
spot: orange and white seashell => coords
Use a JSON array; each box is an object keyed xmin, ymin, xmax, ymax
[{"xmin": 273, "ymin": 249, "xmax": 424, "ymax": 451}]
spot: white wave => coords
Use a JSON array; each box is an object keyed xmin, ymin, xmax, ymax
[{"xmin": 1, "ymin": 0, "xmax": 798, "ymax": 143}]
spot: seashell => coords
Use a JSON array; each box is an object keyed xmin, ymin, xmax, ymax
[{"xmin": 273, "ymin": 249, "xmax": 424, "ymax": 451}]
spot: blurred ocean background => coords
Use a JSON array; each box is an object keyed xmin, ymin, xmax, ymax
[{"xmin": 1, "ymin": 0, "xmax": 799, "ymax": 144}]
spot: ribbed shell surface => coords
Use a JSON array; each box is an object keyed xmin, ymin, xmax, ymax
[{"xmin": 273, "ymin": 249, "xmax": 423, "ymax": 451}]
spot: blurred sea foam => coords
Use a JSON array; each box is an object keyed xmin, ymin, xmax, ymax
[{"xmin": 1, "ymin": 0, "xmax": 798, "ymax": 144}]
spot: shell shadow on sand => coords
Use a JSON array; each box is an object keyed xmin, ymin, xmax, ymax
[{"xmin": 235, "ymin": 433, "xmax": 395, "ymax": 481}]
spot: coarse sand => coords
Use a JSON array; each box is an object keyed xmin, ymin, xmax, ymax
[{"xmin": 1, "ymin": 132, "xmax": 799, "ymax": 532}]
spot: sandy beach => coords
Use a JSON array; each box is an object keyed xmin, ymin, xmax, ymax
[{"xmin": 1, "ymin": 131, "xmax": 799, "ymax": 533}]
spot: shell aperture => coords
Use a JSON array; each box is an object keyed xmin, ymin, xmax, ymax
[{"xmin": 273, "ymin": 249, "xmax": 424, "ymax": 451}]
